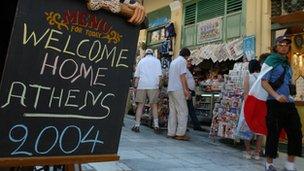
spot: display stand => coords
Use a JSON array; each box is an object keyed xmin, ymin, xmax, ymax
[{"xmin": 209, "ymin": 62, "xmax": 247, "ymax": 140}]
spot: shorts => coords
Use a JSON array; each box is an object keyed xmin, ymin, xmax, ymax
[{"xmin": 135, "ymin": 89, "xmax": 159, "ymax": 104}]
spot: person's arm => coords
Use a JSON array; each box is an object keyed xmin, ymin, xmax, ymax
[
  {"xmin": 133, "ymin": 77, "xmax": 139, "ymax": 88},
  {"xmin": 133, "ymin": 62, "xmax": 140, "ymax": 88},
  {"xmin": 180, "ymin": 73, "xmax": 190, "ymax": 99},
  {"xmin": 261, "ymin": 79, "xmax": 288, "ymax": 103},
  {"xmin": 179, "ymin": 59, "xmax": 190, "ymax": 99}
]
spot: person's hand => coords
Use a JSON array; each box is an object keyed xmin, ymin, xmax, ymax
[
  {"xmin": 127, "ymin": 2, "xmax": 146, "ymax": 25},
  {"xmin": 184, "ymin": 89, "xmax": 191, "ymax": 100},
  {"xmin": 275, "ymin": 94, "xmax": 288, "ymax": 103}
]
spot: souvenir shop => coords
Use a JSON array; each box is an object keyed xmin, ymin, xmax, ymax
[
  {"xmin": 131, "ymin": 34, "xmax": 255, "ymax": 135},
  {"xmin": 188, "ymin": 37, "xmax": 253, "ymax": 139}
]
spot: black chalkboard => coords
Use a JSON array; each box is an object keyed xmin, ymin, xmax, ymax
[{"xmin": 0, "ymin": 0, "xmax": 139, "ymax": 160}]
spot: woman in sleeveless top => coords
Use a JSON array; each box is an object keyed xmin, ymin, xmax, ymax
[{"xmin": 236, "ymin": 59, "xmax": 264, "ymax": 160}]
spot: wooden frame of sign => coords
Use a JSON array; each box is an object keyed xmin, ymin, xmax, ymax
[
  {"xmin": 0, "ymin": 155, "xmax": 119, "ymax": 167},
  {"xmin": 0, "ymin": 0, "xmax": 140, "ymax": 169}
]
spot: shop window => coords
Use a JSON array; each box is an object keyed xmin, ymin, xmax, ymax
[
  {"xmin": 184, "ymin": 3, "xmax": 196, "ymax": 26},
  {"xmin": 283, "ymin": 0, "xmax": 304, "ymax": 14},
  {"xmin": 183, "ymin": 2, "xmax": 197, "ymax": 47},
  {"xmin": 147, "ymin": 6, "xmax": 171, "ymax": 28},
  {"xmin": 146, "ymin": 6, "xmax": 171, "ymax": 46},
  {"xmin": 226, "ymin": 13, "xmax": 242, "ymax": 39},
  {"xmin": 197, "ymin": 0, "xmax": 225, "ymax": 22},
  {"xmin": 271, "ymin": 0, "xmax": 304, "ymax": 17},
  {"xmin": 183, "ymin": 25, "xmax": 196, "ymax": 47},
  {"xmin": 147, "ymin": 27, "xmax": 166, "ymax": 45},
  {"xmin": 182, "ymin": 0, "xmax": 243, "ymax": 48},
  {"xmin": 226, "ymin": 0, "xmax": 242, "ymax": 14},
  {"xmin": 271, "ymin": 0, "xmax": 282, "ymax": 17}
]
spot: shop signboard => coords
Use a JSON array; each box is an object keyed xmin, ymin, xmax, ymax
[
  {"xmin": 0, "ymin": 0, "xmax": 139, "ymax": 166},
  {"xmin": 197, "ymin": 17, "xmax": 223, "ymax": 44}
]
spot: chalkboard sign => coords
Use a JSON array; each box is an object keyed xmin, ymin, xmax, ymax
[{"xmin": 0, "ymin": 0, "xmax": 139, "ymax": 165}]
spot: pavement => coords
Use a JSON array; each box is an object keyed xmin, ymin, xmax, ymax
[{"xmin": 82, "ymin": 115, "xmax": 304, "ymax": 171}]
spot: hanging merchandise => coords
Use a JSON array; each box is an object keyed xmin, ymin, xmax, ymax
[
  {"xmin": 233, "ymin": 39, "xmax": 244, "ymax": 60},
  {"xmin": 160, "ymin": 56, "xmax": 171, "ymax": 70},
  {"xmin": 189, "ymin": 38, "xmax": 244, "ymax": 64},
  {"xmin": 210, "ymin": 45, "xmax": 219, "ymax": 63},
  {"xmin": 165, "ymin": 22, "xmax": 176, "ymax": 38},
  {"xmin": 190, "ymin": 49, "xmax": 202, "ymax": 66},
  {"xmin": 209, "ymin": 62, "xmax": 247, "ymax": 140},
  {"xmin": 216, "ymin": 44, "xmax": 230, "ymax": 63},
  {"xmin": 205, "ymin": 45, "xmax": 214, "ymax": 60},
  {"xmin": 159, "ymin": 38, "xmax": 173, "ymax": 57},
  {"xmin": 226, "ymin": 38, "xmax": 244, "ymax": 61}
]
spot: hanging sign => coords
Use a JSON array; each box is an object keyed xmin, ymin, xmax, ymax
[{"xmin": 197, "ymin": 17, "xmax": 223, "ymax": 44}]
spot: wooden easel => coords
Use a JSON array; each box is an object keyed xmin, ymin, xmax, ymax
[{"xmin": 0, "ymin": 154, "xmax": 119, "ymax": 171}]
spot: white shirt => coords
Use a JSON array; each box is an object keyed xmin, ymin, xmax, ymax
[
  {"xmin": 134, "ymin": 55, "xmax": 162, "ymax": 89},
  {"xmin": 186, "ymin": 69, "xmax": 195, "ymax": 91},
  {"xmin": 249, "ymin": 72, "xmax": 259, "ymax": 89},
  {"xmin": 167, "ymin": 56, "xmax": 187, "ymax": 92}
]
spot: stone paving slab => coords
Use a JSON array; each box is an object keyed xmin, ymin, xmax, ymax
[{"xmin": 83, "ymin": 116, "xmax": 304, "ymax": 171}]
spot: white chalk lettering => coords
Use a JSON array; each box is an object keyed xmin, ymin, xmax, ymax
[
  {"xmin": 59, "ymin": 59, "xmax": 78, "ymax": 80},
  {"xmin": 71, "ymin": 63, "xmax": 94, "ymax": 86},
  {"xmin": 96, "ymin": 44, "xmax": 116, "ymax": 67},
  {"xmin": 76, "ymin": 39, "xmax": 89, "ymax": 59},
  {"xmin": 100, "ymin": 93, "xmax": 115, "ymax": 117},
  {"xmin": 22, "ymin": 23, "xmax": 131, "ymax": 68},
  {"xmin": 49, "ymin": 87, "xmax": 64, "ymax": 108},
  {"xmin": 40, "ymin": 53, "xmax": 107, "ymax": 87},
  {"xmin": 116, "ymin": 49, "xmax": 129, "ymax": 68},
  {"xmin": 29, "ymin": 84, "xmax": 51, "ymax": 109},
  {"xmin": 1, "ymin": 82, "xmax": 27, "ymax": 108},
  {"xmin": 88, "ymin": 40, "xmax": 101, "ymax": 61},
  {"xmin": 63, "ymin": 35, "xmax": 76, "ymax": 56},
  {"xmin": 79, "ymin": 90, "xmax": 103, "ymax": 110},
  {"xmin": 64, "ymin": 89, "xmax": 80, "ymax": 108},
  {"xmin": 23, "ymin": 23, "xmax": 50, "ymax": 46},
  {"xmin": 93, "ymin": 68, "xmax": 107, "ymax": 86},
  {"xmin": 40, "ymin": 53, "xmax": 59, "ymax": 75},
  {"xmin": 44, "ymin": 29, "xmax": 63, "ymax": 52}
]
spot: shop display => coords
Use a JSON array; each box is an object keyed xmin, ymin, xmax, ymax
[
  {"xmin": 189, "ymin": 38, "xmax": 243, "ymax": 65},
  {"xmin": 195, "ymin": 93, "xmax": 220, "ymax": 123},
  {"xmin": 209, "ymin": 62, "xmax": 247, "ymax": 139},
  {"xmin": 199, "ymin": 76, "xmax": 224, "ymax": 92}
]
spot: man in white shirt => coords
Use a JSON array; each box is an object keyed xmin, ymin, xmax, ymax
[
  {"xmin": 132, "ymin": 49, "xmax": 162, "ymax": 133},
  {"xmin": 167, "ymin": 48, "xmax": 191, "ymax": 141}
]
